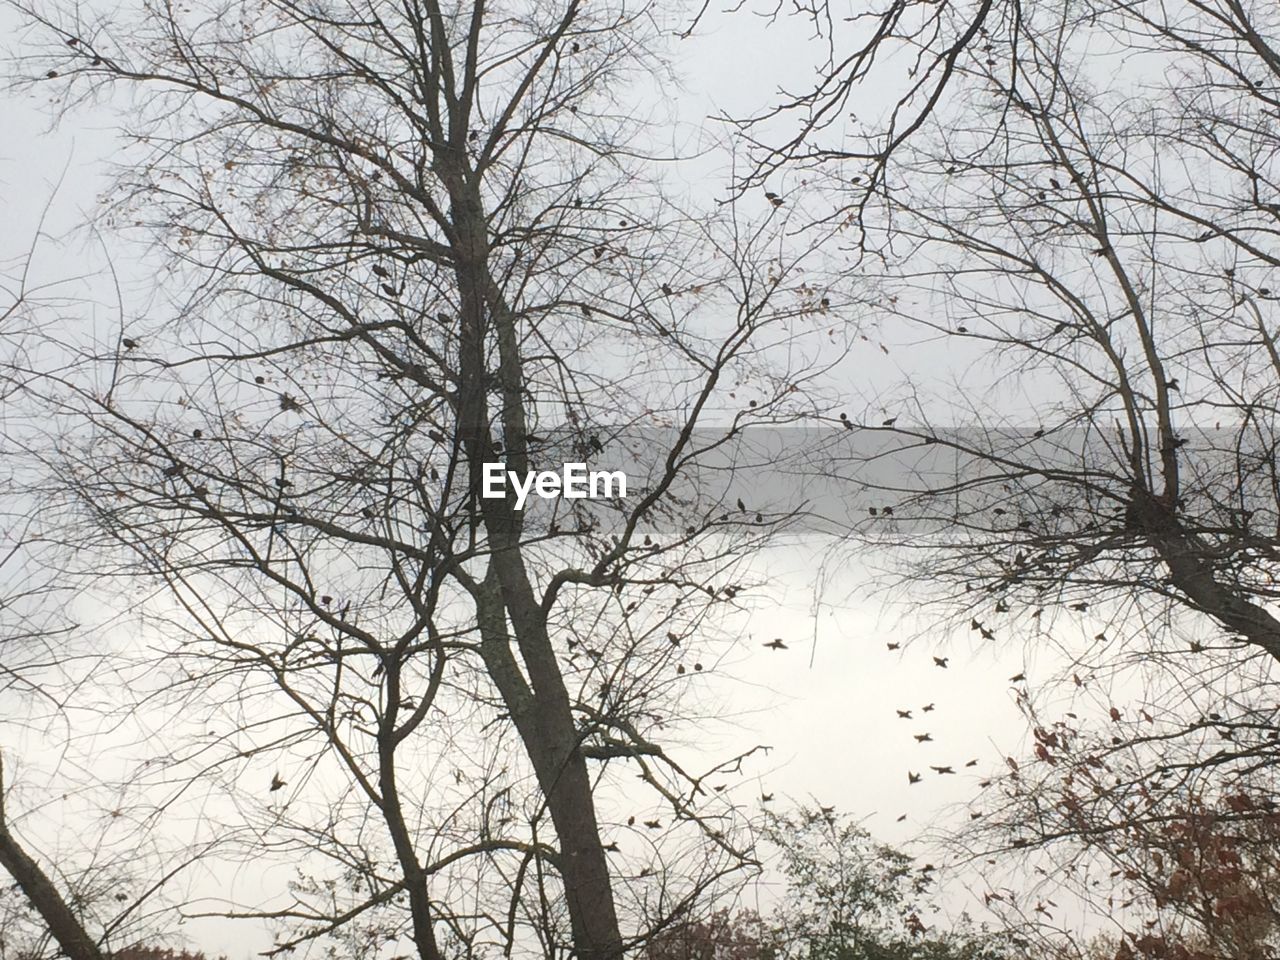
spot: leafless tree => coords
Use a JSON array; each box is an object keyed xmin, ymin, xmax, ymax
[
  {"xmin": 758, "ymin": 0, "xmax": 1280, "ymax": 945},
  {"xmin": 0, "ymin": 229, "xmax": 204, "ymax": 960},
  {"xmin": 2, "ymin": 1, "xmax": 853, "ymax": 958}
]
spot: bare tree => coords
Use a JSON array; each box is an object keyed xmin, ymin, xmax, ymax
[
  {"xmin": 2, "ymin": 1, "xmax": 852, "ymax": 957},
  {"xmin": 0, "ymin": 227, "xmax": 207, "ymax": 960},
  {"xmin": 744, "ymin": 0, "xmax": 1280, "ymax": 944}
]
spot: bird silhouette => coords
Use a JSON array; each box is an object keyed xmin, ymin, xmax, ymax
[
  {"xmin": 908, "ymin": 771, "xmax": 921, "ymax": 784},
  {"xmin": 372, "ymin": 264, "xmax": 390, "ymax": 278},
  {"xmin": 736, "ymin": 497, "xmax": 746, "ymax": 511},
  {"xmin": 914, "ymin": 733, "xmax": 932, "ymax": 743},
  {"xmin": 763, "ymin": 639, "xmax": 788, "ymax": 650},
  {"xmin": 270, "ymin": 773, "xmax": 286, "ymax": 792},
  {"xmin": 933, "ymin": 656, "xmax": 949, "ymax": 668},
  {"xmin": 897, "ymin": 813, "xmax": 907, "ymax": 822},
  {"xmin": 886, "ymin": 642, "xmax": 900, "ymax": 650},
  {"xmin": 922, "ymin": 703, "xmax": 935, "ymax": 712},
  {"xmin": 896, "ymin": 709, "xmax": 912, "ymax": 719},
  {"xmin": 965, "ymin": 759, "xmax": 979, "ymax": 767},
  {"xmin": 882, "ymin": 417, "xmax": 897, "ymax": 427},
  {"xmin": 761, "ymin": 792, "xmax": 774, "ymax": 802},
  {"xmin": 380, "ymin": 283, "xmax": 401, "ymax": 298},
  {"xmin": 643, "ymin": 820, "xmax": 661, "ymax": 829},
  {"xmin": 764, "ymin": 191, "xmax": 783, "ymax": 207},
  {"xmin": 1009, "ymin": 672, "xmax": 1026, "ymax": 682},
  {"xmin": 661, "ymin": 283, "xmax": 673, "ymax": 296},
  {"xmin": 122, "ymin": 337, "xmax": 139, "ymax": 350},
  {"xmin": 930, "ymin": 765, "xmax": 955, "ymax": 775},
  {"xmin": 1049, "ymin": 178, "xmax": 1062, "ymax": 189}
]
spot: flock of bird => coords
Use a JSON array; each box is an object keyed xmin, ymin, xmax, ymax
[{"xmin": 761, "ymin": 626, "xmax": 1016, "ymax": 824}]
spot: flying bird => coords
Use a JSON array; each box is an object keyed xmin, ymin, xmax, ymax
[
  {"xmin": 933, "ymin": 656, "xmax": 949, "ymax": 668},
  {"xmin": 269, "ymin": 773, "xmax": 286, "ymax": 792},
  {"xmin": 930, "ymin": 765, "xmax": 955, "ymax": 775},
  {"xmin": 908, "ymin": 771, "xmax": 921, "ymax": 784},
  {"xmin": 763, "ymin": 639, "xmax": 788, "ymax": 650},
  {"xmin": 886, "ymin": 642, "xmax": 900, "ymax": 650},
  {"xmin": 896, "ymin": 709, "xmax": 912, "ymax": 719},
  {"xmin": 1009, "ymin": 672, "xmax": 1026, "ymax": 682},
  {"xmin": 922, "ymin": 703, "xmax": 935, "ymax": 712},
  {"xmin": 914, "ymin": 733, "xmax": 932, "ymax": 743}
]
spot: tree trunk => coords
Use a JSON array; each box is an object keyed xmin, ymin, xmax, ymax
[{"xmin": 0, "ymin": 758, "xmax": 106, "ymax": 960}]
